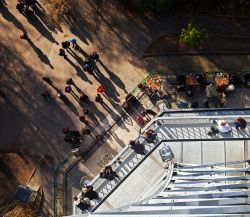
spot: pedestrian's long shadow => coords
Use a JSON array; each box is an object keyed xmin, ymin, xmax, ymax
[
  {"xmin": 88, "ymin": 101, "xmax": 107, "ymax": 122},
  {"xmin": 98, "ymin": 60, "xmax": 128, "ymax": 94},
  {"xmin": 0, "ymin": 4, "xmax": 25, "ymax": 31},
  {"xmin": 91, "ymin": 66, "xmax": 120, "ymax": 103},
  {"xmin": 27, "ymin": 38, "xmax": 54, "ymax": 69},
  {"xmin": 65, "ymin": 56, "xmax": 93, "ymax": 84},
  {"xmin": 51, "ymin": 86, "xmax": 79, "ymax": 116},
  {"xmin": 26, "ymin": 12, "xmax": 58, "ymax": 44}
]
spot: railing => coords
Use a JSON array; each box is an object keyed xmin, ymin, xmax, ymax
[
  {"xmin": 54, "ymin": 154, "xmax": 74, "ymax": 217},
  {"xmin": 74, "ymin": 113, "xmax": 250, "ymax": 214}
]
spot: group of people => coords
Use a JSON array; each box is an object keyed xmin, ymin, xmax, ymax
[
  {"xmin": 74, "ymin": 165, "xmax": 119, "ymax": 211},
  {"xmin": 63, "ymin": 127, "xmax": 82, "ymax": 146},
  {"xmin": 208, "ymin": 117, "xmax": 247, "ymax": 136}
]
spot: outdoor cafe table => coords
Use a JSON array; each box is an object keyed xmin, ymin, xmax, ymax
[{"xmin": 145, "ymin": 74, "xmax": 162, "ymax": 91}]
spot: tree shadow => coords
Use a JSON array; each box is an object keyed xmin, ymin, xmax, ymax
[
  {"xmin": 26, "ymin": 38, "xmax": 54, "ymax": 69},
  {"xmin": 0, "ymin": 42, "xmax": 75, "ymax": 164},
  {"xmin": 64, "ymin": 8, "xmax": 93, "ymax": 45},
  {"xmin": 98, "ymin": 60, "xmax": 128, "ymax": 94},
  {"xmin": 26, "ymin": 12, "xmax": 58, "ymax": 44},
  {"xmin": 0, "ymin": 4, "xmax": 25, "ymax": 31},
  {"xmin": 0, "ymin": 0, "xmax": 7, "ymax": 5},
  {"xmin": 31, "ymin": 4, "xmax": 58, "ymax": 33}
]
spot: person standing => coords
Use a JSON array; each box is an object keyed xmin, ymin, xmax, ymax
[
  {"xmin": 234, "ymin": 117, "xmax": 247, "ymax": 130},
  {"xmin": 129, "ymin": 140, "xmax": 145, "ymax": 155},
  {"xmin": 59, "ymin": 48, "xmax": 67, "ymax": 59},
  {"xmin": 96, "ymin": 84, "xmax": 105, "ymax": 94},
  {"xmin": 81, "ymin": 185, "xmax": 98, "ymax": 200},
  {"xmin": 83, "ymin": 128, "xmax": 92, "ymax": 137},
  {"xmin": 65, "ymin": 85, "xmax": 72, "ymax": 93},
  {"xmin": 79, "ymin": 115, "xmax": 86, "ymax": 122},
  {"xmin": 95, "ymin": 94, "xmax": 103, "ymax": 103},
  {"xmin": 69, "ymin": 38, "xmax": 77, "ymax": 48},
  {"xmin": 99, "ymin": 166, "xmax": 119, "ymax": 181},
  {"xmin": 90, "ymin": 51, "xmax": 99, "ymax": 62},
  {"xmin": 80, "ymin": 93, "xmax": 89, "ymax": 104},
  {"xmin": 20, "ymin": 32, "xmax": 29, "ymax": 40}
]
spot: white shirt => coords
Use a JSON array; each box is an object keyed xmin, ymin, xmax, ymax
[{"xmin": 217, "ymin": 120, "xmax": 231, "ymax": 133}]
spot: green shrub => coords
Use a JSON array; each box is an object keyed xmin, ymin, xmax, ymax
[{"xmin": 180, "ymin": 23, "xmax": 208, "ymax": 48}]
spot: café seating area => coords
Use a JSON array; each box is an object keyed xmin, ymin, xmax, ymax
[{"xmin": 162, "ymin": 71, "xmax": 250, "ymax": 108}]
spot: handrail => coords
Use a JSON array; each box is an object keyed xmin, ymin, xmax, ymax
[
  {"xmin": 78, "ymin": 113, "xmax": 250, "ymax": 213},
  {"xmin": 91, "ymin": 139, "xmax": 170, "ymax": 212},
  {"xmin": 141, "ymin": 115, "xmax": 250, "ymax": 133},
  {"xmin": 54, "ymin": 154, "xmax": 73, "ymax": 217},
  {"xmin": 157, "ymin": 108, "xmax": 250, "ymax": 118}
]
